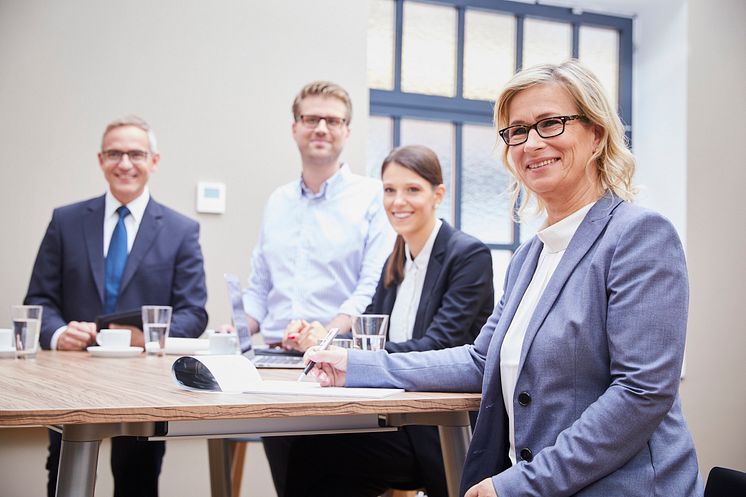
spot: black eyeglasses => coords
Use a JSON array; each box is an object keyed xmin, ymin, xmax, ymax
[
  {"xmin": 102, "ymin": 149, "xmax": 150, "ymax": 165},
  {"xmin": 298, "ymin": 115, "xmax": 347, "ymax": 130},
  {"xmin": 498, "ymin": 115, "xmax": 586, "ymax": 146}
]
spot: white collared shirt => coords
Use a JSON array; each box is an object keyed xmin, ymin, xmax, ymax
[
  {"xmin": 500, "ymin": 201, "xmax": 595, "ymax": 464},
  {"xmin": 243, "ymin": 164, "xmax": 395, "ymax": 342},
  {"xmin": 51, "ymin": 188, "xmax": 150, "ymax": 349},
  {"xmin": 388, "ymin": 220, "xmax": 443, "ymax": 343}
]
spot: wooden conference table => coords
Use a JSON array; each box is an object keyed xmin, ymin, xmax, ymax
[{"xmin": 0, "ymin": 351, "xmax": 480, "ymax": 497}]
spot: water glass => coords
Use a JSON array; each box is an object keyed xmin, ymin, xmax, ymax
[
  {"xmin": 12, "ymin": 305, "xmax": 43, "ymax": 359},
  {"xmin": 142, "ymin": 306, "xmax": 172, "ymax": 356},
  {"xmin": 351, "ymin": 314, "xmax": 389, "ymax": 351}
]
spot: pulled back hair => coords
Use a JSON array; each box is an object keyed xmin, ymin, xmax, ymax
[
  {"xmin": 381, "ymin": 145, "xmax": 443, "ymax": 288},
  {"xmin": 495, "ymin": 59, "xmax": 636, "ymax": 218}
]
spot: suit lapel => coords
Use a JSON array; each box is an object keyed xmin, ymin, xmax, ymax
[
  {"xmin": 119, "ymin": 198, "xmax": 163, "ymax": 296},
  {"xmin": 83, "ymin": 196, "xmax": 106, "ymax": 306},
  {"xmin": 516, "ymin": 194, "xmax": 623, "ymax": 373},
  {"xmin": 482, "ymin": 237, "xmax": 543, "ymax": 384},
  {"xmin": 412, "ymin": 223, "xmax": 451, "ymax": 339}
]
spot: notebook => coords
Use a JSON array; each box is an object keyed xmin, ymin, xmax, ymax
[{"xmin": 224, "ymin": 273, "xmax": 305, "ymax": 369}]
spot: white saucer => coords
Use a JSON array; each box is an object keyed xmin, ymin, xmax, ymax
[{"xmin": 87, "ymin": 346, "xmax": 143, "ymax": 358}]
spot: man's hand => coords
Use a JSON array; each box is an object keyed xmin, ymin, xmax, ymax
[
  {"xmin": 464, "ymin": 477, "xmax": 498, "ymax": 497},
  {"xmin": 57, "ymin": 321, "xmax": 96, "ymax": 350},
  {"xmin": 109, "ymin": 324, "xmax": 144, "ymax": 347},
  {"xmin": 283, "ymin": 320, "xmax": 327, "ymax": 352},
  {"xmin": 305, "ymin": 346, "xmax": 348, "ymax": 387}
]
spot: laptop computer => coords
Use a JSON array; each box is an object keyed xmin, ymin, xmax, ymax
[{"xmin": 224, "ymin": 273, "xmax": 305, "ymax": 369}]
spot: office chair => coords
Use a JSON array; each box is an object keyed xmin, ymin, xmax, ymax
[{"xmin": 704, "ymin": 466, "xmax": 746, "ymax": 497}]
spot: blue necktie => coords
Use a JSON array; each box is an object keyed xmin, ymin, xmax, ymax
[{"xmin": 104, "ymin": 206, "xmax": 130, "ymax": 313}]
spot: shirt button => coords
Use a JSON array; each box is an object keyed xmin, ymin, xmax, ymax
[
  {"xmin": 520, "ymin": 447, "xmax": 533, "ymax": 462},
  {"xmin": 518, "ymin": 391, "xmax": 531, "ymax": 406}
]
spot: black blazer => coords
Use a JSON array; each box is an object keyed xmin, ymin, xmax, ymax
[{"xmin": 366, "ymin": 221, "xmax": 494, "ymax": 353}]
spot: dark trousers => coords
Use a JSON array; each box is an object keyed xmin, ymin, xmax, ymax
[
  {"xmin": 263, "ymin": 427, "xmax": 448, "ymax": 497},
  {"xmin": 47, "ymin": 429, "xmax": 166, "ymax": 497}
]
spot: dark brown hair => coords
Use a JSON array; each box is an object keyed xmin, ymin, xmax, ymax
[{"xmin": 381, "ymin": 145, "xmax": 443, "ymax": 288}]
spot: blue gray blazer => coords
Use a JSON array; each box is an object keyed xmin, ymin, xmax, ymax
[
  {"xmin": 366, "ymin": 221, "xmax": 494, "ymax": 353},
  {"xmin": 347, "ymin": 193, "xmax": 703, "ymax": 497},
  {"xmin": 25, "ymin": 195, "xmax": 208, "ymax": 349}
]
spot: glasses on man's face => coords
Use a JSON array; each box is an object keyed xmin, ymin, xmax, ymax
[
  {"xmin": 298, "ymin": 115, "xmax": 347, "ymax": 130},
  {"xmin": 102, "ymin": 149, "xmax": 150, "ymax": 165},
  {"xmin": 498, "ymin": 115, "xmax": 586, "ymax": 146}
]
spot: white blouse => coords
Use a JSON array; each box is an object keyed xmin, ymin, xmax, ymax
[
  {"xmin": 388, "ymin": 220, "xmax": 443, "ymax": 343},
  {"xmin": 500, "ymin": 202, "xmax": 595, "ymax": 464}
]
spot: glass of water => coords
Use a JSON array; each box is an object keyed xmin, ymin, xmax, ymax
[
  {"xmin": 141, "ymin": 306, "xmax": 172, "ymax": 356},
  {"xmin": 351, "ymin": 314, "xmax": 389, "ymax": 351},
  {"xmin": 12, "ymin": 305, "xmax": 43, "ymax": 359}
]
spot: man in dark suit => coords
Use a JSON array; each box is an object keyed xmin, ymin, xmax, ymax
[{"xmin": 24, "ymin": 115, "xmax": 208, "ymax": 497}]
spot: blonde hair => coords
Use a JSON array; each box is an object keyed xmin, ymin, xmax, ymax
[
  {"xmin": 102, "ymin": 115, "xmax": 158, "ymax": 153},
  {"xmin": 291, "ymin": 81, "xmax": 353, "ymax": 124},
  {"xmin": 495, "ymin": 59, "xmax": 636, "ymax": 218}
]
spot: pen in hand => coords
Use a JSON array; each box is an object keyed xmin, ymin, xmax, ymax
[{"xmin": 297, "ymin": 328, "xmax": 339, "ymax": 382}]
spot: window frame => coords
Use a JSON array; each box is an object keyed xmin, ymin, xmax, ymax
[{"xmin": 369, "ymin": 0, "xmax": 633, "ymax": 254}]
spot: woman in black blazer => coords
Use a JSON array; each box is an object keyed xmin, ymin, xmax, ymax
[{"xmin": 264, "ymin": 145, "xmax": 494, "ymax": 497}]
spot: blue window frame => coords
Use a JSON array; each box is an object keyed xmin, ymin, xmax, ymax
[{"xmin": 368, "ymin": 0, "xmax": 633, "ymax": 290}]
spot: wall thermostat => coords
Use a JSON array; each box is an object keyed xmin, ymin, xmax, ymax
[{"xmin": 196, "ymin": 182, "xmax": 226, "ymax": 214}]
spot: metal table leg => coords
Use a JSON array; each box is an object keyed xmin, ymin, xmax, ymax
[
  {"xmin": 438, "ymin": 423, "xmax": 472, "ymax": 497},
  {"xmin": 56, "ymin": 438, "xmax": 100, "ymax": 497}
]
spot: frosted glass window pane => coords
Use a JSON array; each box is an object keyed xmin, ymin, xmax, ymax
[
  {"xmin": 522, "ymin": 18, "xmax": 572, "ymax": 69},
  {"xmin": 464, "ymin": 10, "xmax": 516, "ymax": 101},
  {"xmin": 400, "ymin": 119, "xmax": 454, "ymax": 223},
  {"xmin": 368, "ymin": 0, "xmax": 395, "ymax": 90},
  {"xmin": 579, "ymin": 26, "xmax": 619, "ymax": 110},
  {"xmin": 367, "ymin": 116, "xmax": 393, "ymax": 178},
  {"xmin": 401, "ymin": 2, "xmax": 456, "ymax": 96},
  {"xmin": 491, "ymin": 250, "xmax": 512, "ymax": 305},
  {"xmin": 461, "ymin": 124, "xmax": 513, "ymax": 244}
]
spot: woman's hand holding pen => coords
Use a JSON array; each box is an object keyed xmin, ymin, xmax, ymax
[{"xmin": 304, "ymin": 346, "xmax": 348, "ymax": 387}]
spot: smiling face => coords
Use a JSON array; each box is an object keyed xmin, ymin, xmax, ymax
[
  {"xmin": 292, "ymin": 95, "xmax": 350, "ymax": 168},
  {"xmin": 382, "ymin": 162, "xmax": 444, "ymax": 245},
  {"xmin": 507, "ymin": 83, "xmax": 602, "ymax": 217},
  {"xmin": 98, "ymin": 125, "xmax": 159, "ymax": 205}
]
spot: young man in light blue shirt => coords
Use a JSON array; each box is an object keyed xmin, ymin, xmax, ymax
[{"xmin": 242, "ymin": 81, "xmax": 394, "ymax": 347}]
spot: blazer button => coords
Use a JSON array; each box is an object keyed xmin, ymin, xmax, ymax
[
  {"xmin": 520, "ymin": 448, "xmax": 533, "ymax": 462},
  {"xmin": 518, "ymin": 391, "xmax": 531, "ymax": 406}
]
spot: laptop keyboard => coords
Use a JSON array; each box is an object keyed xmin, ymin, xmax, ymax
[{"xmin": 253, "ymin": 355, "xmax": 304, "ymax": 368}]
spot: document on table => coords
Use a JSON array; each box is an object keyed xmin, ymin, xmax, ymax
[{"xmin": 171, "ymin": 355, "xmax": 403, "ymax": 398}]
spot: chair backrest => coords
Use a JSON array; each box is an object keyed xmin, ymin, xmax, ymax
[{"xmin": 704, "ymin": 466, "xmax": 746, "ymax": 497}]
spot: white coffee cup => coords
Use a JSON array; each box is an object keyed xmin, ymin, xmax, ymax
[
  {"xmin": 96, "ymin": 329, "xmax": 131, "ymax": 349},
  {"xmin": 0, "ymin": 328, "xmax": 13, "ymax": 349},
  {"xmin": 209, "ymin": 333, "xmax": 239, "ymax": 355}
]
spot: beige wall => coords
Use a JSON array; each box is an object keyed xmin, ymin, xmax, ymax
[
  {"xmin": 679, "ymin": 0, "xmax": 746, "ymax": 478},
  {"xmin": 1, "ymin": 0, "xmax": 745, "ymax": 495}
]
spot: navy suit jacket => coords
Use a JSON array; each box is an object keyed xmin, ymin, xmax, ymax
[
  {"xmin": 367, "ymin": 221, "xmax": 494, "ymax": 353},
  {"xmin": 347, "ymin": 194, "xmax": 702, "ymax": 497},
  {"xmin": 25, "ymin": 195, "xmax": 208, "ymax": 349}
]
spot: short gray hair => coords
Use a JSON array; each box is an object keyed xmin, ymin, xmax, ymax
[{"xmin": 102, "ymin": 115, "xmax": 158, "ymax": 153}]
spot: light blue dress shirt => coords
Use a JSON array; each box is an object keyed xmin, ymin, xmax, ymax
[{"xmin": 243, "ymin": 164, "xmax": 395, "ymax": 342}]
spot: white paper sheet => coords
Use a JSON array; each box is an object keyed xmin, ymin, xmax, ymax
[{"xmin": 171, "ymin": 355, "xmax": 403, "ymax": 398}]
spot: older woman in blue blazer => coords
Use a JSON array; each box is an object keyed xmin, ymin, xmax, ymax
[
  {"xmin": 308, "ymin": 60, "xmax": 703, "ymax": 497},
  {"xmin": 264, "ymin": 145, "xmax": 494, "ymax": 497}
]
